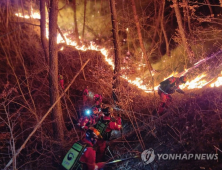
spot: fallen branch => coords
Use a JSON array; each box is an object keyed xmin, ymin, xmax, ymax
[
  {"xmin": 4, "ymin": 59, "xmax": 90, "ymax": 170},
  {"xmin": 78, "ymin": 51, "xmax": 86, "ymax": 81}
]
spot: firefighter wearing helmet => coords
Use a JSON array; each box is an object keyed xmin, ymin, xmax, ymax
[
  {"xmin": 77, "ymin": 107, "xmax": 100, "ymax": 130},
  {"xmin": 94, "ymin": 106, "xmax": 122, "ymax": 162},
  {"xmin": 157, "ymin": 75, "xmax": 186, "ymax": 115},
  {"xmin": 61, "ymin": 127, "xmax": 105, "ymax": 170}
]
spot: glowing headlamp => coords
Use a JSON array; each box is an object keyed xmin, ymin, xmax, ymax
[{"xmin": 85, "ymin": 109, "xmax": 91, "ymax": 116}]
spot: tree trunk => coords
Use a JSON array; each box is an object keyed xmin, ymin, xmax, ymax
[
  {"xmin": 161, "ymin": 0, "xmax": 170, "ymax": 56},
  {"xmin": 73, "ymin": 0, "xmax": 80, "ymax": 44},
  {"xmin": 150, "ymin": 0, "xmax": 161, "ymax": 52},
  {"xmin": 49, "ymin": 0, "xmax": 64, "ymax": 144},
  {"xmin": 172, "ymin": 0, "xmax": 193, "ymax": 61},
  {"xmin": 182, "ymin": 0, "xmax": 191, "ymax": 33},
  {"xmin": 109, "ymin": 0, "xmax": 121, "ymax": 104},
  {"xmin": 131, "ymin": 0, "xmax": 153, "ymax": 73},
  {"xmin": 27, "ymin": 0, "xmax": 32, "ymax": 16},
  {"xmin": 82, "ymin": 0, "xmax": 87, "ymax": 40},
  {"xmin": 182, "ymin": 0, "xmax": 187, "ymax": 32},
  {"xmin": 40, "ymin": 0, "xmax": 49, "ymax": 63}
]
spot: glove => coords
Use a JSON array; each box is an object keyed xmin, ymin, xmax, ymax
[{"xmin": 97, "ymin": 162, "xmax": 106, "ymax": 169}]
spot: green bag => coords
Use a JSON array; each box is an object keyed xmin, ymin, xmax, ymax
[
  {"xmin": 95, "ymin": 118, "xmax": 110, "ymax": 139},
  {"xmin": 61, "ymin": 142, "xmax": 86, "ymax": 170}
]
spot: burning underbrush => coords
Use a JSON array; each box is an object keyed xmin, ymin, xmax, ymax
[{"xmin": 0, "ymin": 18, "xmax": 222, "ymax": 170}]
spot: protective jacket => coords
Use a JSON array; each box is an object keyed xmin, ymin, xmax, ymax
[
  {"xmin": 82, "ymin": 88, "xmax": 89, "ymax": 106},
  {"xmin": 77, "ymin": 116, "xmax": 96, "ymax": 130},
  {"xmin": 95, "ymin": 115, "xmax": 122, "ymax": 162},
  {"xmin": 93, "ymin": 94, "xmax": 102, "ymax": 103},
  {"xmin": 83, "ymin": 88, "xmax": 89, "ymax": 96},
  {"xmin": 58, "ymin": 75, "xmax": 64, "ymax": 89},
  {"xmin": 159, "ymin": 76, "xmax": 184, "ymax": 94}
]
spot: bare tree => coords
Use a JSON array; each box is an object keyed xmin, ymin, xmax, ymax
[
  {"xmin": 172, "ymin": 0, "xmax": 193, "ymax": 61},
  {"xmin": 131, "ymin": 0, "xmax": 153, "ymax": 73},
  {"xmin": 150, "ymin": 0, "xmax": 162, "ymax": 54},
  {"xmin": 73, "ymin": 0, "xmax": 80, "ymax": 44},
  {"xmin": 82, "ymin": 0, "xmax": 87, "ymax": 40},
  {"xmin": 161, "ymin": 0, "xmax": 170, "ymax": 56},
  {"xmin": 48, "ymin": 0, "xmax": 64, "ymax": 144},
  {"xmin": 205, "ymin": 0, "xmax": 214, "ymax": 17},
  {"xmin": 40, "ymin": 0, "xmax": 49, "ymax": 63},
  {"xmin": 110, "ymin": 0, "xmax": 121, "ymax": 104},
  {"xmin": 182, "ymin": 0, "xmax": 191, "ymax": 33}
]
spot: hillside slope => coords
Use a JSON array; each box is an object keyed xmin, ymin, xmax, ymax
[{"xmin": 0, "ymin": 18, "xmax": 222, "ymax": 170}]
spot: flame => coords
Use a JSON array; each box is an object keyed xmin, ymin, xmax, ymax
[
  {"xmin": 210, "ymin": 76, "xmax": 222, "ymax": 87},
  {"xmin": 180, "ymin": 74, "xmax": 208, "ymax": 89},
  {"xmin": 15, "ymin": 7, "xmax": 40, "ymax": 19},
  {"xmin": 164, "ymin": 72, "xmax": 178, "ymax": 80},
  {"xmin": 14, "ymin": 11, "xmax": 222, "ymax": 93}
]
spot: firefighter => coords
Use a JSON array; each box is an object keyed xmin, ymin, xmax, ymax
[
  {"xmin": 77, "ymin": 107, "xmax": 99, "ymax": 130},
  {"xmin": 58, "ymin": 74, "xmax": 65, "ymax": 90},
  {"xmin": 93, "ymin": 94, "xmax": 102, "ymax": 108},
  {"xmin": 61, "ymin": 127, "xmax": 105, "ymax": 170},
  {"xmin": 157, "ymin": 76, "xmax": 186, "ymax": 115},
  {"xmin": 94, "ymin": 106, "xmax": 122, "ymax": 162},
  {"xmin": 82, "ymin": 86, "xmax": 89, "ymax": 106}
]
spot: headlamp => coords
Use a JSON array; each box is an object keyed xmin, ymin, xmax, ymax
[{"xmin": 85, "ymin": 109, "xmax": 91, "ymax": 116}]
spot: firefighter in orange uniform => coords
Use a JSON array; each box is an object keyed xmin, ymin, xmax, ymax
[
  {"xmin": 61, "ymin": 127, "xmax": 106, "ymax": 170},
  {"xmin": 94, "ymin": 106, "xmax": 122, "ymax": 162},
  {"xmin": 157, "ymin": 76, "xmax": 186, "ymax": 115},
  {"xmin": 82, "ymin": 86, "xmax": 89, "ymax": 106},
  {"xmin": 77, "ymin": 107, "xmax": 99, "ymax": 130}
]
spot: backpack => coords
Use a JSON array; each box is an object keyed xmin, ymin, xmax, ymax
[
  {"xmin": 94, "ymin": 117, "xmax": 111, "ymax": 140},
  {"xmin": 61, "ymin": 141, "xmax": 90, "ymax": 170}
]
